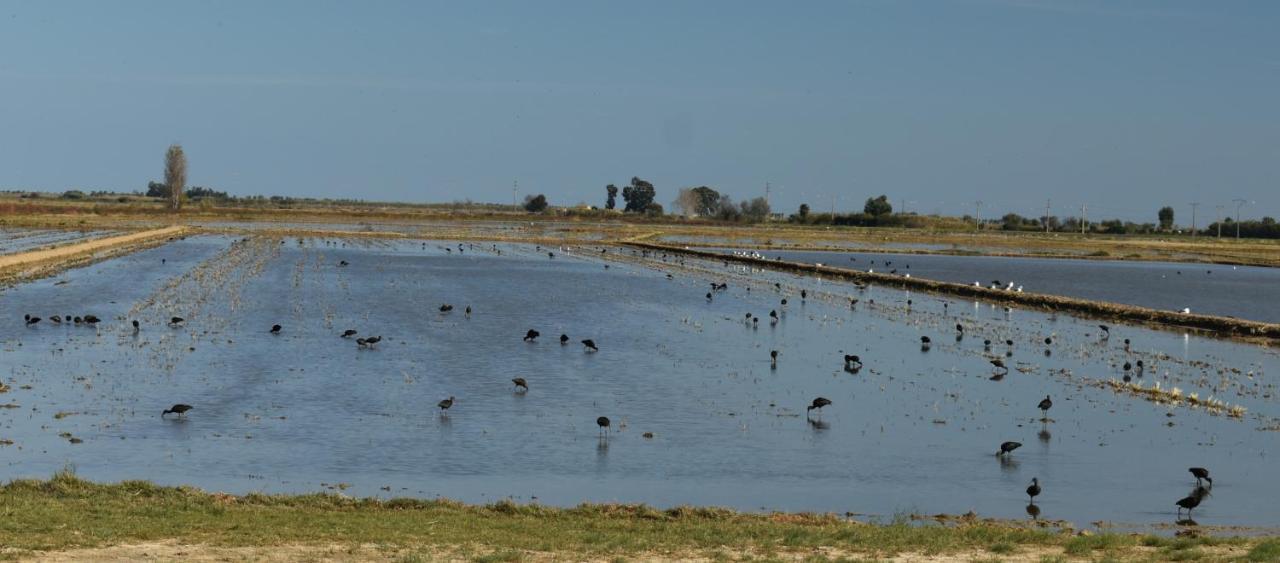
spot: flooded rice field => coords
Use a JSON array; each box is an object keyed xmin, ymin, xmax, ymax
[
  {"xmin": 746, "ymin": 248, "xmax": 1280, "ymax": 324},
  {"xmin": 195, "ymin": 220, "xmax": 610, "ymax": 241},
  {"xmin": 1, "ymin": 236, "xmax": 1277, "ymax": 532},
  {"xmin": 0, "ymin": 228, "xmax": 116, "ymax": 255}
]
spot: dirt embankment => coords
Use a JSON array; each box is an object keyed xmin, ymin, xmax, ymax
[
  {"xmin": 626, "ymin": 241, "xmax": 1280, "ymax": 343},
  {"xmin": 0, "ymin": 226, "xmax": 189, "ymax": 285}
]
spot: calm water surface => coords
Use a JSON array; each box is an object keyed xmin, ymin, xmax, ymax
[
  {"xmin": 745, "ymin": 248, "xmax": 1280, "ymax": 323},
  {"xmin": 1, "ymin": 237, "xmax": 1276, "ymax": 532}
]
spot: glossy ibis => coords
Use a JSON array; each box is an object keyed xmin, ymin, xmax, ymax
[
  {"xmin": 597, "ymin": 416, "xmax": 611, "ymax": 436},
  {"xmin": 1038, "ymin": 395, "xmax": 1053, "ymax": 418},
  {"xmin": 439, "ymin": 304, "xmax": 454, "ymax": 313},
  {"xmin": 341, "ymin": 329, "xmax": 358, "ymax": 338},
  {"xmin": 270, "ymin": 324, "xmax": 282, "ymax": 334},
  {"xmin": 1176, "ymin": 488, "xmax": 1207, "ymax": 519},
  {"xmin": 582, "ymin": 339, "xmax": 598, "ymax": 352},
  {"xmin": 524, "ymin": 329, "xmax": 540, "ymax": 342},
  {"xmin": 1026, "ymin": 478, "xmax": 1041, "ymax": 504},
  {"xmin": 84, "ymin": 314, "xmax": 100, "ymax": 324},
  {"xmin": 559, "ymin": 334, "xmax": 569, "ymax": 345},
  {"xmin": 1189, "ymin": 467, "xmax": 1212, "ymax": 487},
  {"xmin": 770, "ymin": 350, "xmax": 778, "ymax": 367},
  {"xmin": 438, "ymin": 396, "xmax": 455, "ymax": 412},
  {"xmin": 998, "ymin": 441, "xmax": 1022, "ymax": 456},
  {"xmin": 843, "ymin": 355, "xmax": 862, "ymax": 370},
  {"xmin": 162, "ymin": 404, "xmax": 193, "ymax": 418},
  {"xmin": 24, "ymin": 315, "xmax": 39, "ymax": 326},
  {"xmin": 512, "ymin": 378, "xmax": 528, "ymax": 392},
  {"xmin": 807, "ymin": 397, "xmax": 832, "ymax": 414},
  {"xmin": 169, "ymin": 317, "xmax": 185, "ymax": 326}
]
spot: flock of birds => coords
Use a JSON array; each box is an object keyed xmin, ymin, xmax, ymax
[{"xmin": 15, "ymin": 241, "xmax": 1224, "ymax": 525}]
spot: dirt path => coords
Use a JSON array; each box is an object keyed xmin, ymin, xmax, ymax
[{"xmin": 0, "ymin": 226, "xmax": 188, "ymax": 282}]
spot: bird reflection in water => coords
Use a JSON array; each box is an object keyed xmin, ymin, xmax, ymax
[
  {"xmin": 808, "ymin": 418, "xmax": 830, "ymax": 431},
  {"xmin": 1038, "ymin": 429, "xmax": 1051, "ymax": 443},
  {"xmin": 1025, "ymin": 503, "xmax": 1041, "ymax": 521}
]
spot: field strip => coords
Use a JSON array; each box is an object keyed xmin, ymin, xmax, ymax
[
  {"xmin": 0, "ymin": 226, "xmax": 189, "ymax": 276},
  {"xmin": 626, "ymin": 240, "xmax": 1280, "ymax": 342}
]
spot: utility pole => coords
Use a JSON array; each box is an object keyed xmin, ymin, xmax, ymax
[
  {"xmin": 1044, "ymin": 199, "xmax": 1051, "ymax": 232},
  {"xmin": 764, "ymin": 182, "xmax": 771, "ymax": 208},
  {"xmin": 830, "ymin": 194, "xmax": 836, "ymax": 220},
  {"xmin": 512, "ymin": 180, "xmax": 518, "ymax": 209},
  {"xmin": 1081, "ymin": 204, "xmax": 1087, "ymax": 235},
  {"xmin": 1215, "ymin": 205, "xmax": 1224, "ymax": 238},
  {"xmin": 1189, "ymin": 202, "xmax": 1200, "ymax": 238},
  {"xmin": 1233, "ymin": 198, "xmax": 1249, "ymax": 239},
  {"xmin": 974, "ymin": 200, "xmax": 983, "ymax": 231}
]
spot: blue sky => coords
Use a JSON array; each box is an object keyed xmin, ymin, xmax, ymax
[{"xmin": 0, "ymin": 1, "xmax": 1275, "ymax": 222}]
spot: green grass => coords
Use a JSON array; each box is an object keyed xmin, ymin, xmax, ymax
[
  {"xmin": 1247, "ymin": 540, "xmax": 1280, "ymax": 561},
  {"xmin": 0, "ymin": 471, "xmax": 1270, "ymax": 561}
]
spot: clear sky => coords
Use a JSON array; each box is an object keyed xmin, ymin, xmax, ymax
[{"xmin": 0, "ymin": 1, "xmax": 1275, "ymax": 223}]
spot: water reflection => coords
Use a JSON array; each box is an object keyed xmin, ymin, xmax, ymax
[{"xmin": 1026, "ymin": 503, "xmax": 1041, "ymax": 521}]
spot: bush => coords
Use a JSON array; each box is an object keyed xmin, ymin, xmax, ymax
[{"xmin": 61, "ymin": 190, "xmax": 86, "ymax": 200}]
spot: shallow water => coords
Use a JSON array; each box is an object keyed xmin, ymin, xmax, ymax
[
  {"xmin": 746, "ymin": 248, "xmax": 1280, "ymax": 324},
  {"xmin": 0, "ymin": 228, "xmax": 115, "ymax": 255},
  {"xmin": 1, "ymin": 237, "xmax": 1277, "ymax": 532}
]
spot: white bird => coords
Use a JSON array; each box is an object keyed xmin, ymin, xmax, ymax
[
  {"xmin": 1016, "ymin": 285, "xmax": 1023, "ymax": 292},
  {"xmin": 1005, "ymin": 281, "xmax": 1015, "ymax": 291},
  {"xmin": 974, "ymin": 281, "xmax": 981, "ymax": 287},
  {"xmin": 1181, "ymin": 307, "xmax": 1191, "ymax": 314}
]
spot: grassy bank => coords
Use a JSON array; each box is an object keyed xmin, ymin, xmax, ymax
[{"xmin": 0, "ymin": 472, "xmax": 1277, "ymax": 561}]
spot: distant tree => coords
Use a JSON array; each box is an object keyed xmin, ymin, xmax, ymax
[
  {"xmin": 146, "ymin": 181, "xmax": 169, "ymax": 198},
  {"xmin": 863, "ymin": 195, "xmax": 893, "ymax": 217},
  {"xmin": 1158, "ymin": 206, "xmax": 1175, "ymax": 230},
  {"xmin": 739, "ymin": 197, "xmax": 772, "ymax": 222},
  {"xmin": 164, "ymin": 144, "xmax": 186, "ymax": 211},
  {"xmin": 186, "ymin": 186, "xmax": 228, "ymax": 200},
  {"xmin": 622, "ymin": 177, "xmax": 656, "ymax": 213},
  {"xmin": 798, "ymin": 203, "xmax": 810, "ymax": 219},
  {"xmin": 675, "ymin": 186, "xmax": 721, "ymax": 216},
  {"xmin": 61, "ymin": 190, "xmax": 86, "ymax": 199},
  {"xmin": 605, "ymin": 184, "xmax": 618, "ymax": 210},
  {"xmin": 523, "ymin": 193, "xmax": 548, "ymax": 213},
  {"xmin": 644, "ymin": 201, "xmax": 664, "ymax": 217}
]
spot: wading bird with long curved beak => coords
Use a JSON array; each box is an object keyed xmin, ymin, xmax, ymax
[
  {"xmin": 582, "ymin": 339, "xmax": 598, "ymax": 352},
  {"xmin": 843, "ymin": 355, "xmax": 862, "ymax": 370},
  {"xmin": 998, "ymin": 441, "xmax": 1022, "ymax": 457},
  {"xmin": 438, "ymin": 396, "xmax": 455, "ymax": 412},
  {"xmin": 1038, "ymin": 395, "xmax": 1053, "ymax": 420},
  {"xmin": 807, "ymin": 397, "xmax": 832, "ymax": 416},
  {"xmin": 1026, "ymin": 478, "xmax": 1041, "ymax": 504},
  {"xmin": 1189, "ymin": 467, "xmax": 1212, "ymax": 487},
  {"xmin": 162, "ymin": 404, "xmax": 193, "ymax": 418},
  {"xmin": 597, "ymin": 416, "xmax": 611, "ymax": 437},
  {"xmin": 524, "ymin": 329, "xmax": 540, "ymax": 342},
  {"xmin": 1176, "ymin": 487, "xmax": 1209, "ymax": 520}
]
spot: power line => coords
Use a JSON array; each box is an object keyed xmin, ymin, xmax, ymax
[
  {"xmin": 1233, "ymin": 198, "xmax": 1250, "ymax": 239},
  {"xmin": 1189, "ymin": 202, "xmax": 1200, "ymax": 238}
]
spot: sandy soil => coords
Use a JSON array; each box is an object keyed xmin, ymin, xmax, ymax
[
  {"xmin": 19, "ymin": 540, "xmax": 1251, "ymax": 562},
  {"xmin": 0, "ymin": 226, "xmax": 188, "ymax": 284}
]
